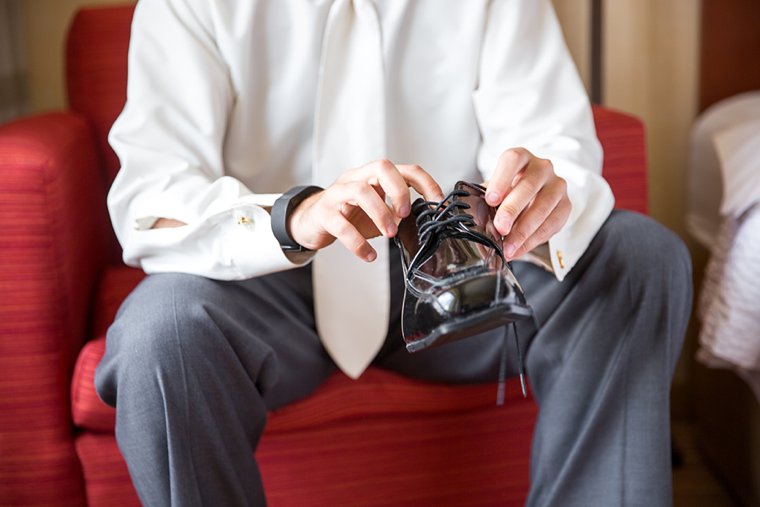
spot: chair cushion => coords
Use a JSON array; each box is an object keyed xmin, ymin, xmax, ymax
[
  {"xmin": 73, "ymin": 338, "xmax": 537, "ymax": 434},
  {"xmin": 76, "ymin": 396, "xmax": 536, "ymax": 506},
  {"xmin": 72, "ymin": 268, "xmax": 537, "ymax": 434}
]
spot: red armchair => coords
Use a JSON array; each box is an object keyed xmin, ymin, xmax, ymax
[{"xmin": 0, "ymin": 5, "xmax": 647, "ymax": 506}]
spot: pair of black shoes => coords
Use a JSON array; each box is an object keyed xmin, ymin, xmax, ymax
[{"xmin": 394, "ymin": 181, "xmax": 533, "ymax": 402}]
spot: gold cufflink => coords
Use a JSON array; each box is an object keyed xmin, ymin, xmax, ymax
[
  {"xmin": 237, "ymin": 216, "xmax": 252, "ymax": 225},
  {"xmin": 556, "ymin": 250, "xmax": 565, "ymax": 269}
]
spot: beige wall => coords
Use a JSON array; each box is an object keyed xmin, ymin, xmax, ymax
[
  {"xmin": 604, "ymin": 1, "xmax": 701, "ymax": 238},
  {"xmin": 554, "ymin": 0, "xmax": 702, "ymax": 239},
  {"xmin": 23, "ymin": 0, "xmax": 136, "ymax": 113},
  {"xmin": 552, "ymin": 0, "xmax": 592, "ymax": 93}
]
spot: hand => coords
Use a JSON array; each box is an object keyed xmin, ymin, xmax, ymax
[
  {"xmin": 289, "ymin": 160, "xmax": 444, "ymax": 262},
  {"xmin": 485, "ymin": 147, "xmax": 571, "ymax": 261}
]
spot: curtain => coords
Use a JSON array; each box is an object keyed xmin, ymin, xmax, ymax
[{"xmin": 0, "ymin": 0, "xmax": 26, "ymax": 124}]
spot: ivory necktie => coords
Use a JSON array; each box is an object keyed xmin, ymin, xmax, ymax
[{"xmin": 312, "ymin": 0, "xmax": 390, "ymax": 379}]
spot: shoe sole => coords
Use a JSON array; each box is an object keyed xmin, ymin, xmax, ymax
[{"xmin": 405, "ymin": 302, "xmax": 532, "ymax": 353}]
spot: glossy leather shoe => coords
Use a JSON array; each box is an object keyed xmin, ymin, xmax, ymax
[{"xmin": 394, "ymin": 181, "xmax": 533, "ymax": 353}]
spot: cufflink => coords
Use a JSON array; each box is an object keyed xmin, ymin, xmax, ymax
[{"xmin": 556, "ymin": 250, "xmax": 565, "ymax": 269}]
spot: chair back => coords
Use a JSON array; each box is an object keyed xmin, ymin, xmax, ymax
[{"xmin": 67, "ymin": 5, "xmax": 135, "ymax": 185}]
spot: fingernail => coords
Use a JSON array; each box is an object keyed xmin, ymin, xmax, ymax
[
  {"xmin": 399, "ymin": 204, "xmax": 410, "ymax": 217},
  {"xmin": 497, "ymin": 215, "xmax": 511, "ymax": 232},
  {"xmin": 386, "ymin": 222, "xmax": 398, "ymax": 236},
  {"xmin": 486, "ymin": 191, "xmax": 500, "ymax": 205},
  {"xmin": 366, "ymin": 251, "xmax": 377, "ymax": 262},
  {"xmin": 504, "ymin": 243, "xmax": 516, "ymax": 258}
]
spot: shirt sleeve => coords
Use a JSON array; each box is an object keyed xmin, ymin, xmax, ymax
[
  {"xmin": 107, "ymin": 0, "xmax": 312, "ymax": 280},
  {"xmin": 473, "ymin": 0, "xmax": 614, "ymax": 281}
]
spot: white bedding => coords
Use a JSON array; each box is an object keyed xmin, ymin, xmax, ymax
[{"xmin": 688, "ymin": 92, "xmax": 760, "ymax": 401}]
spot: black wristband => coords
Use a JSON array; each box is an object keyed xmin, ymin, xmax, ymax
[{"xmin": 271, "ymin": 185, "xmax": 323, "ymax": 252}]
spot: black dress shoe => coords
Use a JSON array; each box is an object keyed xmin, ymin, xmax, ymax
[
  {"xmin": 394, "ymin": 181, "xmax": 533, "ymax": 402},
  {"xmin": 395, "ymin": 181, "xmax": 532, "ymax": 351}
]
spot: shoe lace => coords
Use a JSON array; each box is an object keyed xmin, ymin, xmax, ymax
[
  {"xmin": 408, "ymin": 189, "xmax": 506, "ymax": 276},
  {"xmin": 409, "ymin": 188, "xmax": 527, "ymax": 405}
]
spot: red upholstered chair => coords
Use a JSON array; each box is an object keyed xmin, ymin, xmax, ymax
[{"xmin": 0, "ymin": 5, "xmax": 647, "ymax": 506}]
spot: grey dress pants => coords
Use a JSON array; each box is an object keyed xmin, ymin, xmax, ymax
[{"xmin": 95, "ymin": 210, "xmax": 692, "ymax": 506}]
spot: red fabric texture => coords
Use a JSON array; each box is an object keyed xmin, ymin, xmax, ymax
[
  {"xmin": 76, "ymin": 400, "xmax": 535, "ymax": 507},
  {"xmin": 66, "ymin": 5, "xmax": 134, "ymax": 187},
  {"xmin": 67, "ymin": 5, "xmax": 135, "ymax": 264},
  {"xmin": 89, "ymin": 266, "xmax": 146, "ymax": 340},
  {"xmin": 0, "ymin": 113, "xmax": 110, "ymax": 507},
  {"xmin": 75, "ymin": 434, "xmax": 141, "ymax": 507},
  {"xmin": 74, "ymin": 339, "xmax": 535, "ymax": 506},
  {"xmin": 259, "ymin": 398, "xmax": 534, "ymax": 507},
  {"xmin": 592, "ymin": 107, "xmax": 648, "ymax": 214},
  {"xmin": 0, "ymin": 4, "xmax": 649, "ymax": 506}
]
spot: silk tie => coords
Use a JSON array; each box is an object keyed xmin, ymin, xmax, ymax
[{"xmin": 312, "ymin": 0, "xmax": 390, "ymax": 379}]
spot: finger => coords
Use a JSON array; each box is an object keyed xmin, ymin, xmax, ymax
[
  {"xmin": 502, "ymin": 180, "xmax": 565, "ymax": 258},
  {"xmin": 323, "ymin": 212, "xmax": 378, "ymax": 262},
  {"xmin": 485, "ymin": 148, "xmax": 532, "ymax": 207},
  {"xmin": 510, "ymin": 198, "xmax": 572, "ymax": 260},
  {"xmin": 371, "ymin": 160, "xmax": 413, "ymax": 218},
  {"xmin": 338, "ymin": 181, "xmax": 398, "ymax": 237},
  {"xmin": 396, "ymin": 164, "xmax": 445, "ymax": 203},
  {"xmin": 493, "ymin": 157, "xmax": 554, "ymax": 236}
]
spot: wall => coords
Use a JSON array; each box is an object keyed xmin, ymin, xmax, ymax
[
  {"xmin": 23, "ymin": 0, "xmax": 136, "ymax": 114},
  {"xmin": 552, "ymin": 0, "xmax": 592, "ymax": 93},
  {"xmin": 555, "ymin": 0, "xmax": 701, "ymax": 240},
  {"xmin": 603, "ymin": 1, "xmax": 701, "ymax": 238}
]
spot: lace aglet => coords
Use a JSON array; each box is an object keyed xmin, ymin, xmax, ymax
[
  {"xmin": 497, "ymin": 325, "xmax": 509, "ymax": 407},
  {"xmin": 496, "ymin": 380, "xmax": 506, "ymax": 406},
  {"xmin": 512, "ymin": 321, "xmax": 527, "ymax": 398}
]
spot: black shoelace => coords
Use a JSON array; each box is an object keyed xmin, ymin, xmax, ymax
[
  {"xmin": 411, "ymin": 189, "xmax": 527, "ymax": 405},
  {"xmin": 498, "ymin": 322, "xmax": 527, "ymax": 406},
  {"xmin": 408, "ymin": 189, "xmax": 503, "ymax": 275}
]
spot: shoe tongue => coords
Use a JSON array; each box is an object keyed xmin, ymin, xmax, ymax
[
  {"xmin": 448, "ymin": 182, "xmax": 485, "ymax": 219},
  {"xmin": 453, "ymin": 181, "xmax": 485, "ymax": 198},
  {"xmin": 448, "ymin": 182, "xmax": 499, "ymax": 241}
]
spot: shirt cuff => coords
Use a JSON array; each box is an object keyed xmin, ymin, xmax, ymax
[
  {"xmin": 123, "ymin": 194, "xmax": 314, "ymax": 280},
  {"xmin": 544, "ymin": 159, "xmax": 615, "ymax": 281}
]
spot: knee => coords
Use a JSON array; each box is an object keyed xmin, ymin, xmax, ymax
[
  {"xmin": 113, "ymin": 274, "xmax": 214, "ymax": 354},
  {"xmin": 595, "ymin": 211, "xmax": 692, "ymax": 295},
  {"xmin": 95, "ymin": 274, "xmax": 235, "ymax": 400}
]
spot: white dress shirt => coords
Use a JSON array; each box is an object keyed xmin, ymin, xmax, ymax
[{"xmin": 108, "ymin": 0, "xmax": 614, "ymax": 361}]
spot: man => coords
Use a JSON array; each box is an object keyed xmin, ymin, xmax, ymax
[{"xmin": 95, "ymin": 0, "xmax": 692, "ymax": 505}]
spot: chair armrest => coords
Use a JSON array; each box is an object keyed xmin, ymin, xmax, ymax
[{"xmin": 0, "ymin": 111, "xmax": 109, "ymax": 505}]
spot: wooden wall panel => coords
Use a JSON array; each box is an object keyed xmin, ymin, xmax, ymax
[{"xmin": 700, "ymin": 0, "xmax": 760, "ymax": 111}]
